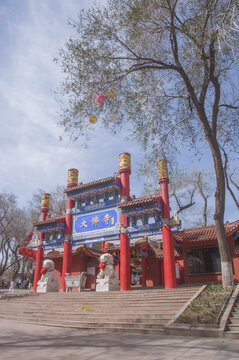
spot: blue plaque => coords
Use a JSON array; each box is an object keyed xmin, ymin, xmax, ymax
[{"xmin": 73, "ymin": 208, "xmax": 119, "ymax": 234}]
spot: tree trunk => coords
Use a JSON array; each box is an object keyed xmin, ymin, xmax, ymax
[{"xmin": 209, "ymin": 138, "xmax": 233, "ymax": 287}]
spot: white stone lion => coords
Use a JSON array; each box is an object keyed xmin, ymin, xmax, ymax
[
  {"xmin": 37, "ymin": 259, "xmax": 59, "ymax": 293},
  {"xmin": 96, "ymin": 253, "xmax": 119, "ymax": 291}
]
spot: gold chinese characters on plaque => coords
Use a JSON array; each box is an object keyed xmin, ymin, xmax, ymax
[
  {"xmin": 157, "ymin": 159, "xmax": 169, "ymax": 181},
  {"xmin": 67, "ymin": 168, "xmax": 79, "ymax": 187},
  {"xmin": 41, "ymin": 193, "xmax": 50, "ymax": 211},
  {"xmin": 119, "ymin": 153, "xmax": 131, "ymax": 172}
]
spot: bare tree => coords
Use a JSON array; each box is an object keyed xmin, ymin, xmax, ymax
[
  {"xmin": 142, "ymin": 165, "xmax": 214, "ymax": 227},
  {"xmin": 56, "ymin": 0, "xmax": 239, "ymax": 286},
  {"xmin": 0, "ymin": 194, "xmax": 31, "ymax": 279},
  {"xmin": 191, "ymin": 171, "xmax": 213, "ymax": 226},
  {"xmin": 28, "ymin": 185, "xmax": 67, "ymax": 222}
]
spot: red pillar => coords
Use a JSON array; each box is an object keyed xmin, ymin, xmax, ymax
[
  {"xmin": 101, "ymin": 241, "xmax": 106, "ymax": 251},
  {"xmin": 141, "ymin": 257, "xmax": 146, "ymax": 287},
  {"xmin": 119, "ymin": 152, "xmax": 131, "ymax": 291},
  {"xmin": 33, "ymin": 193, "xmax": 50, "ymax": 293},
  {"xmin": 158, "ymin": 159, "xmax": 176, "ymax": 289},
  {"xmin": 61, "ymin": 169, "xmax": 78, "ymax": 292}
]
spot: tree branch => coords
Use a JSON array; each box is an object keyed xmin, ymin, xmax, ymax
[
  {"xmin": 219, "ymin": 104, "xmax": 239, "ymax": 109},
  {"xmin": 221, "ymin": 146, "xmax": 239, "ymax": 210},
  {"xmin": 229, "ymin": 174, "xmax": 239, "ymax": 191},
  {"xmin": 172, "ymin": 187, "xmax": 196, "ymax": 214}
]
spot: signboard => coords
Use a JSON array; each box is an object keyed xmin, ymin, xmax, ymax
[{"xmin": 73, "ymin": 208, "xmax": 119, "ymax": 235}]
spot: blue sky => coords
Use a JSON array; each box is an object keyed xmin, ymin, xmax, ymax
[
  {"xmin": 0, "ymin": 1, "xmax": 144, "ymax": 202},
  {"xmin": 0, "ymin": 0, "xmax": 237, "ymax": 224}
]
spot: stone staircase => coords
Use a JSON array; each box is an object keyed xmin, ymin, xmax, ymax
[
  {"xmin": 224, "ymin": 296, "xmax": 239, "ymax": 339},
  {"xmin": 0, "ymin": 286, "xmax": 200, "ymax": 334}
]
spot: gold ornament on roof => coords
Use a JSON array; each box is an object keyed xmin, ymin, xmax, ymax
[
  {"xmin": 41, "ymin": 193, "xmax": 50, "ymax": 211},
  {"xmin": 67, "ymin": 169, "xmax": 78, "ymax": 187},
  {"xmin": 157, "ymin": 159, "xmax": 169, "ymax": 181},
  {"xmin": 119, "ymin": 153, "xmax": 131, "ymax": 172}
]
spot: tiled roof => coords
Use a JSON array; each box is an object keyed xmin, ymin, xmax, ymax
[
  {"xmin": 118, "ymin": 194, "xmax": 161, "ymax": 208},
  {"xmin": 64, "ymin": 176, "xmax": 119, "ymax": 193},
  {"xmin": 33, "ymin": 216, "xmax": 65, "ymax": 226},
  {"xmin": 174, "ymin": 219, "xmax": 239, "ymax": 242}
]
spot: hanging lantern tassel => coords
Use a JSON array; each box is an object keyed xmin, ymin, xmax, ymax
[
  {"xmin": 107, "ymin": 90, "xmax": 116, "ymax": 99},
  {"xmin": 96, "ymin": 94, "xmax": 106, "ymax": 104},
  {"xmin": 89, "ymin": 115, "xmax": 98, "ymax": 124},
  {"xmin": 107, "ymin": 113, "xmax": 116, "ymax": 122}
]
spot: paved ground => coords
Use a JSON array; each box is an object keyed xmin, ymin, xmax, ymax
[{"xmin": 0, "ymin": 319, "xmax": 239, "ymax": 360}]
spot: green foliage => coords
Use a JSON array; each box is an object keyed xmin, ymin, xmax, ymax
[{"xmin": 176, "ymin": 283, "xmax": 231, "ymax": 324}]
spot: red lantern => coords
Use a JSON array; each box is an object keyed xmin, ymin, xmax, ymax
[
  {"xmin": 96, "ymin": 94, "xmax": 106, "ymax": 103},
  {"xmin": 134, "ymin": 260, "xmax": 141, "ymax": 266}
]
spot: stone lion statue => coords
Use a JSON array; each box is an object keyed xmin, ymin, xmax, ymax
[
  {"xmin": 96, "ymin": 253, "xmax": 119, "ymax": 291},
  {"xmin": 37, "ymin": 259, "xmax": 59, "ymax": 293}
]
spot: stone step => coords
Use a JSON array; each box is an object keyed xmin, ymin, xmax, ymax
[
  {"xmin": 227, "ymin": 324, "xmax": 239, "ymax": 331},
  {"xmin": 0, "ymin": 287, "xmax": 200, "ymax": 334},
  {"xmin": 13, "ymin": 319, "xmax": 165, "ymax": 335},
  {"xmin": 15, "ymin": 315, "xmax": 169, "ymax": 324},
  {"xmin": 0, "ymin": 303, "xmax": 185, "ymax": 310},
  {"xmin": 0, "ymin": 310, "xmax": 173, "ymax": 319},
  {"xmin": 0, "ymin": 297, "xmax": 194, "ymax": 304},
  {"xmin": 228, "ymin": 317, "xmax": 239, "ymax": 325},
  {"xmin": 15, "ymin": 309, "xmax": 169, "ymax": 319},
  {"xmin": 0, "ymin": 314, "xmax": 168, "ymax": 328},
  {"xmin": 0, "ymin": 300, "xmax": 185, "ymax": 308},
  {"xmin": 224, "ymin": 331, "xmax": 239, "ymax": 339},
  {"xmin": 0, "ymin": 293, "xmax": 194, "ymax": 303},
  {"xmin": 37, "ymin": 291, "xmax": 198, "ymax": 296},
  {"xmin": 2, "ymin": 315, "xmax": 166, "ymax": 333},
  {"xmin": 0, "ymin": 309, "xmax": 177, "ymax": 317}
]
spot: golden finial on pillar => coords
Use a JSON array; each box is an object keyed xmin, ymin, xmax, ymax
[
  {"xmin": 41, "ymin": 193, "xmax": 50, "ymax": 212},
  {"xmin": 157, "ymin": 159, "xmax": 169, "ymax": 183},
  {"xmin": 119, "ymin": 153, "xmax": 131, "ymax": 173},
  {"xmin": 67, "ymin": 168, "xmax": 79, "ymax": 188}
]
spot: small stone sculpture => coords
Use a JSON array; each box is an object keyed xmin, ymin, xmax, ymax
[
  {"xmin": 96, "ymin": 253, "xmax": 120, "ymax": 291},
  {"xmin": 37, "ymin": 259, "xmax": 59, "ymax": 293}
]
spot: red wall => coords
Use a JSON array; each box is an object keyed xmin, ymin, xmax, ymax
[
  {"xmin": 175, "ymin": 259, "xmax": 185, "ymax": 284},
  {"xmin": 51, "ymin": 254, "xmax": 98, "ymax": 290},
  {"xmin": 181, "ymin": 236, "xmax": 239, "ymax": 284},
  {"xmin": 71, "ymin": 254, "xmax": 98, "ymax": 290},
  {"xmin": 146, "ymin": 258, "xmax": 161, "ymax": 287},
  {"xmin": 230, "ymin": 236, "xmax": 239, "ymax": 281},
  {"xmin": 53, "ymin": 257, "xmax": 62, "ymax": 288},
  {"xmin": 72, "ymin": 254, "xmax": 87, "ymax": 274}
]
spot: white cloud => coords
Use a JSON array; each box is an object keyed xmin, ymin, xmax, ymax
[{"xmin": 0, "ymin": 0, "xmax": 145, "ymax": 208}]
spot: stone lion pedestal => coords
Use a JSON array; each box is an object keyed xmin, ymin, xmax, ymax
[
  {"xmin": 37, "ymin": 259, "xmax": 59, "ymax": 293},
  {"xmin": 96, "ymin": 253, "xmax": 120, "ymax": 292}
]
